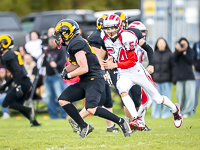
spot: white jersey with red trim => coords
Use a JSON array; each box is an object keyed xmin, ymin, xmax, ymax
[{"xmin": 101, "ymin": 30, "xmax": 140, "ymax": 72}]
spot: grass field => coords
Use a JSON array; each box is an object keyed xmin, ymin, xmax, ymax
[{"xmin": 0, "ymin": 85, "xmax": 200, "ymax": 150}]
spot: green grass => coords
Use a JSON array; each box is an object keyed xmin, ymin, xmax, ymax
[{"xmin": 0, "ymin": 85, "xmax": 200, "ymax": 150}]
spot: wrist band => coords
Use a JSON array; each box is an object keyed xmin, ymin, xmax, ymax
[{"xmin": 67, "ymin": 73, "xmax": 72, "ymax": 79}]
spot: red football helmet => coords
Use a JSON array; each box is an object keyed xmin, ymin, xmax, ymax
[
  {"xmin": 129, "ymin": 21, "xmax": 148, "ymax": 40},
  {"xmin": 103, "ymin": 14, "xmax": 123, "ymax": 39}
]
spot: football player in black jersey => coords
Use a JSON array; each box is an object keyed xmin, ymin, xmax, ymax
[
  {"xmin": 55, "ymin": 19, "xmax": 131, "ymax": 138},
  {"xmin": 68, "ymin": 14, "xmax": 121, "ymax": 134},
  {"xmin": 0, "ymin": 34, "xmax": 40, "ymax": 127}
]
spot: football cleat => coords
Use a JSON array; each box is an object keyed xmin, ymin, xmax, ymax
[
  {"xmin": 68, "ymin": 118, "xmax": 80, "ymax": 133},
  {"xmin": 106, "ymin": 124, "xmax": 121, "ymax": 133},
  {"xmin": 173, "ymin": 103, "xmax": 183, "ymax": 128},
  {"xmin": 79, "ymin": 124, "xmax": 94, "ymax": 138},
  {"xmin": 118, "ymin": 117, "xmax": 132, "ymax": 137},
  {"xmin": 129, "ymin": 117, "xmax": 145, "ymax": 131},
  {"xmin": 143, "ymin": 125, "xmax": 152, "ymax": 131}
]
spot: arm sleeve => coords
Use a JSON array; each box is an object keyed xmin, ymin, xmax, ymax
[
  {"xmin": 116, "ymin": 50, "xmax": 137, "ymax": 69},
  {"xmin": 141, "ymin": 42, "xmax": 154, "ymax": 65}
]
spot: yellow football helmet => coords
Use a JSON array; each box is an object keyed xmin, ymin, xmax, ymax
[
  {"xmin": 114, "ymin": 12, "xmax": 128, "ymax": 30},
  {"xmin": 96, "ymin": 14, "xmax": 107, "ymax": 30},
  {"xmin": 0, "ymin": 34, "xmax": 14, "ymax": 52},
  {"xmin": 55, "ymin": 19, "xmax": 80, "ymax": 45}
]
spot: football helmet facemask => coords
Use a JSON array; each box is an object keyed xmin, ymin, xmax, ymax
[
  {"xmin": 114, "ymin": 12, "xmax": 128, "ymax": 30},
  {"xmin": 103, "ymin": 14, "xmax": 123, "ymax": 39},
  {"xmin": 0, "ymin": 34, "xmax": 14, "ymax": 52},
  {"xmin": 129, "ymin": 21, "xmax": 148, "ymax": 40},
  {"xmin": 54, "ymin": 19, "xmax": 80, "ymax": 46}
]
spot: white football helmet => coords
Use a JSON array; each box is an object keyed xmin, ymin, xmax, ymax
[{"xmin": 129, "ymin": 21, "xmax": 148, "ymax": 40}]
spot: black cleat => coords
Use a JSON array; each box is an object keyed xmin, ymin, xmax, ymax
[
  {"xmin": 106, "ymin": 124, "xmax": 121, "ymax": 133},
  {"xmin": 30, "ymin": 123, "xmax": 41, "ymax": 127},
  {"xmin": 68, "ymin": 118, "xmax": 80, "ymax": 133},
  {"xmin": 118, "ymin": 117, "xmax": 132, "ymax": 137},
  {"xmin": 144, "ymin": 125, "xmax": 152, "ymax": 131},
  {"xmin": 79, "ymin": 124, "xmax": 94, "ymax": 138}
]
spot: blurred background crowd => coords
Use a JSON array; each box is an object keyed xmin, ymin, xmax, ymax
[{"xmin": 0, "ymin": 0, "xmax": 200, "ymax": 120}]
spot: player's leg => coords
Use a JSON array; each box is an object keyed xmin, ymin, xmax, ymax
[
  {"xmin": 58, "ymin": 83, "xmax": 89, "ymax": 137},
  {"xmin": 133, "ymin": 64, "xmax": 183, "ymax": 128},
  {"xmin": 116, "ymin": 74, "xmax": 145, "ymax": 131},
  {"xmin": 138, "ymin": 89, "xmax": 152, "ymax": 131},
  {"xmin": 103, "ymin": 83, "xmax": 120, "ymax": 132},
  {"xmin": 84, "ymin": 78, "xmax": 131, "ymax": 137},
  {"xmin": 2, "ymin": 81, "xmax": 39, "ymax": 126}
]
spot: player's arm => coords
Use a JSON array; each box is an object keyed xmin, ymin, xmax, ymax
[
  {"xmin": 66, "ymin": 50, "xmax": 89, "ymax": 78},
  {"xmin": 92, "ymin": 46, "xmax": 105, "ymax": 70}
]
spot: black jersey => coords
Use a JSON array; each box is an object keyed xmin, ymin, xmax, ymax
[
  {"xmin": 66, "ymin": 35, "xmax": 103, "ymax": 80},
  {"xmin": 2, "ymin": 50, "xmax": 29, "ymax": 85},
  {"xmin": 128, "ymin": 27, "xmax": 143, "ymax": 42},
  {"xmin": 87, "ymin": 29, "xmax": 104, "ymax": 49}
]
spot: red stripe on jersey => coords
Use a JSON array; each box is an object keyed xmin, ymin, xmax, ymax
[
  {"xmin": 102, "ymin": 34, "xmax": 109, "ymax": 41},
  {"xmin": 140, "ymin": 51, "xmax": 145, "ymax": 62},
  {"xmin": 141, "ymin": 88, "xmax": 148, "ymax": 105},
  {"xmin": 118, "ymin": 34, "xmax": 123, "ymax": 45}
]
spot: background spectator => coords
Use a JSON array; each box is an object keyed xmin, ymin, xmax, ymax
[
  {"xmin": 193, "ymin": 40, "xmax": 200, "ymax": 114},
  {"xmin": 173, "ymin": 37, "xmax": 195, "ymax": 118},
  {"xmin": 17, "ymin": 45, "xmax": 27, "ymax": 60},
  {"xmin": 23, "ymin": 53, "xmax": 37, "ymax": 83},
  {"xmin": 151, "ymin": 38, "xmax": 173, "ymax": 119},
  {"xmin": 25, "ymin": 31, "xmax": 43, "ymax": 61},
  {"xmin": 0, "ymin": 67, "xmax": 11, "ymax": 119},
  {"xmin": 43, "ymin": 35, "xmax": 67, "ymax": 119}
]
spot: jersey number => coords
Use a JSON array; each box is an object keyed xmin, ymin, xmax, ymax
[{"xmin": 107, "ymin": 47, "xmax": 128, "ymax": 62}]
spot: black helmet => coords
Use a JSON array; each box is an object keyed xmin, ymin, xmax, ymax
[
  {"xmin": 55, "ymin": 19, "xmax": 80, "ymax": 45},
  {"xmin": 0, "ymin": 34, "xmax": 14, "ymax": 52}
]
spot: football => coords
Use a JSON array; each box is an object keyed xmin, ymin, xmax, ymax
[{"xmin": 65, "ymin": 64, "xmax": 79, "ymax": 73}]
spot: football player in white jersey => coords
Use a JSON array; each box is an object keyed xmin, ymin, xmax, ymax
[{"xmin": 102, "ymin": 14, "xmax": 183, "ymax": 130}]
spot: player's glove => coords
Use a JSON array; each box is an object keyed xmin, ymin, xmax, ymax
[
  {"xmin": 61, "ymin": 68, "xmax": 72, "ymax": 80},
  {"xmin": 16, "ymin": 85, "xmax": 24, "ymax": 97}
]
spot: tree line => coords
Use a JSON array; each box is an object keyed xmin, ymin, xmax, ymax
[{"xmin": 0, "ymin": 0, "xmax": 140, "ymax": 17}]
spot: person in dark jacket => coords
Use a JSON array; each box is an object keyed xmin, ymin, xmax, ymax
[
  {"xmin": 43, "ymin": 35, "xmax": 67, "ymax": 119},
  {"xmin": 193, "ymin": 40, "xmax": 200, "ymax": 113},
  {"xmin": 151, "ymin": 38, "xmax": 173, "ymax": 119},
  {"xmin": 173, "ymin": 37, "xmax": 195, "ymax": 118}
]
